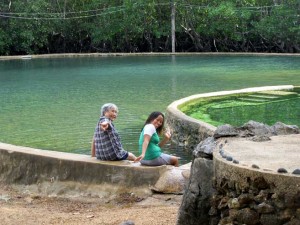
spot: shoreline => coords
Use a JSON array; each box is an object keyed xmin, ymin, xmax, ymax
[{"xmin": 1, "ymin": 52, "xmax": 300, "ymax": 60}]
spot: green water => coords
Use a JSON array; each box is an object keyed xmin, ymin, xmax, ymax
[
  {"xmin": 182, "ymin": 88, "xmax": 300, "ymax": 127},
  {"xmin": 1, "ymin": 55, "xmax": 300, "ymax": 164}
]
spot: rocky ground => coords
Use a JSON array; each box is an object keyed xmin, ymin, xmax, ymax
[{"xmin": 0, "ymin": 183, "xmax": 182, "ymax": 225}]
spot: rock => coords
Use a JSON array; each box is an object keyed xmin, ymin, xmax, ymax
[
  {"xmin": 193, "ymin": 137, "xmax": 216, "ymax": 159},
  {"xmin": 233, "ymin": 159, "xmax": 239, "ymax": 164},
  {"xmin": 283, "ymin": 218, "xmax": 300, "ymax": 225},
  {"xmin": 279, "ymin": 208, "xmax": 294, "ymax": 221},
  {"xmin": 120, "ymin": 220, "xmax": 135, "ymax": 225},
  {"xmin": 208, "ymin": 207, "xmax": 218, "ymax": 216},
  {"xmin": 0, "ymin": 194, "xmax": 11, "ymax": 202},
  {"xmin": 260, "ymin": 214, "xmax": 281, "ymax": 225},
  {"xmin": 238, "ymin": 120, "xmax": 274, "ymax": 137},
  {"xmin": 228, "ymin": 198, "xmax": 240, "ymax": 209},
  {"xmin": 228, "ymin": 209, "xmax": 239, "ymax": 220},
  {"xmin": 238, "ymin": 193, "xmax": 254, "ymax": 207},
  {"xmin": 254, "ymin": 190, "xmax": 269, "ymax": 203},
  {"xmin": 218, "ymin": 196, "xmax": 229, "ymax": 210},
  {"xmin": 226, "ymin": 156, "xmax": 233, "ymax": 161},
  {"xmin": 253, "ymin": 177, "xmax": 270, "ymax": 190},
  {"xmin": 252, "ymin": 164, "xmax": 260, "ymax": 169},
  {"xmin": 236, "ymin": 208, "xmax": 259, "ymax": 225},
  {"xmin": 177, "ymin": 158, "xmax": 214, "ymax": 225},
  {"xmin": 256, "ymin": 202, "xmax": 275, "ymax": 214},
  {"xmin": 181, "ymin": 170, "xmax": 190, "ymax": 179},
  {"xmin": 271, "ymin": 122, "xmax": 299, "ymax": 135},
  {"xmin": 150, "ymin": 167, "xmax": 188, "ymax": 194},
  {"xmin": 214, "ymin": 124, "xmax": 238, "ymax": 138},
  {"xmin": 277, "ymin": 168, "xmax": 288, "ymax": 173},
  {"xmin": 251, "ymin": 135, "xmax": 271, "ymax": 142},
  {"xmin": 296, "ymin": 208, "xmax": 300, "ymax": 219},
  {"xmin": 292, "ymin": 169, "xmax": 300, "ymax": 175}
]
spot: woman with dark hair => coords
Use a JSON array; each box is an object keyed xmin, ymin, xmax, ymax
[{"xmin": 135, "ymin": 112, "xmax": 179, "ymax": 166}]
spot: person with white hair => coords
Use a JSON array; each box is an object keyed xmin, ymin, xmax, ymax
[{"xmin": 91, "ymin": 103, "xmax": 137, "ymax": 161}]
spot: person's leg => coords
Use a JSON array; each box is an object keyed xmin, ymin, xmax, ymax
[
  {"xmin": 160, "ymin": 153, "xmax": 179, "ymax": 167},
  {"xmin": 170, "ymin": 156, "xmax": 179, "ymax": 167}
]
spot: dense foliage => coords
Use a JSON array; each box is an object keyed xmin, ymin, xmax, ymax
[{"xmin": 0, "ymin": 0, "xmax": 299, "ymax": 55}]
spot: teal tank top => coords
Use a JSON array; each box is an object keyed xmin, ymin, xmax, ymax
[{"xmin": 139, "ymin": 129, "xmax": 162, "ymax": 160}]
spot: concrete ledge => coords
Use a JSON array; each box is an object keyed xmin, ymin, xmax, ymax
[
  {"xmin": 0, "ymin": 142, "xmax": 169, "ymax": 196},
  {"xmin": 166, "ymin": 85, "xmax": 294, "ymax": 152}
]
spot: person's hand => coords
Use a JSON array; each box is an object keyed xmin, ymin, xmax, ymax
[
  {"xmin": 164, "ymin": 129, "xmax": 171, "ymax": 140},
  {"xmin": 100, "ymin": 121, "xmax": 109, "ymax": 131},
  {"xmin": 134, "ymin": 154, "xmax": 145, "ymax": 162}
]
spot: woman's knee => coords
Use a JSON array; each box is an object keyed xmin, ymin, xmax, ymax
[{"xmin": 170, "ymin": 156, "xmax": 179, "ymax": 167}]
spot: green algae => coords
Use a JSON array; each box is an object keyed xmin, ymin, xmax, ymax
[{"xmin": 181, "ymin": 88, "xmax": 300, "ymax": 127}]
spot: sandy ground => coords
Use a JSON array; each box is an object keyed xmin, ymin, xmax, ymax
[{"xmin": 0, "ymin": 183, "xmax": 182, "ymax": 225}]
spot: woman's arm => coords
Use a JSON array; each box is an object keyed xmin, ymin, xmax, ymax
[
  {"xmin": 135, "ymin": 134, "xmax": 151, "ymax": 162},
  {"xmin": 159, "ymin": 130, "xmax": 171, "ymax": 147}
]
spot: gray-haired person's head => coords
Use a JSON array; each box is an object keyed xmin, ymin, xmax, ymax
[{"xmin": 100, "ymin": 103, "xmax": 118, "ymax": 116}]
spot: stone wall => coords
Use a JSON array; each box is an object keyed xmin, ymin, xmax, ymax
[{"xmin": 211, "ymin": 153, "xmax": 300, "ymax": 225}]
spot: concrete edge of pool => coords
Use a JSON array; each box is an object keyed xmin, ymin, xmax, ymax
[{"xmin": 0, "ymin": 142, "xmax": 191, "ymax": 197}]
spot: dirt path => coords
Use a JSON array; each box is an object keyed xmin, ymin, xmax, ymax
[{"xmin": 0, "ymin": 183, "xmax": 182, "ymax": 225}]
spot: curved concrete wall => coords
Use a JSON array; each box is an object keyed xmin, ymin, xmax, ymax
[
  {"xmin": 0, "ymin": 142, "xmax": 168, "ymax": 196},
  {"xmin": 166, "ymin": 85, "xmax": 294, "ymax": 153}
]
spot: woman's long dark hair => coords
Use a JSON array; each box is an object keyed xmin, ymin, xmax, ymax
[{"xmin": 143, "ymin": 112, "xmax": 165, "ymax": 135}]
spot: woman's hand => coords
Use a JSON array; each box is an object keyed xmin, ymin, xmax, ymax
[
  {"xmin": 134, "ymin": 154, "xmax": 145, "ymax": 162},
  {"xmin": 100, "ymin": 121, "xmax": 109, "ymax": 131},
  {"xmin": 159, "ymin": 129, "xmax": 172, "ymax": 147},
  {"xmin": 135, "ymin": 135, "xmax": 150, "ymax": 162},
  {"xmin": 164, "ymin": 129, "xmax": 171, "ymax": 140}
]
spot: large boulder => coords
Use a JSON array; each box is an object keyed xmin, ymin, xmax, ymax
[{"xmin": 150, "ymin": 163, "xmax": 191, "ymax": 194}]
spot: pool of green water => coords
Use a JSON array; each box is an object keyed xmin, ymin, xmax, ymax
[
  {"xmin": 1, "ymin": 55, "xmax": 300, "ymax": 164},
  {"xmin": 181, "ymin": 87, "xmax": 300, "ymax": 127}
]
